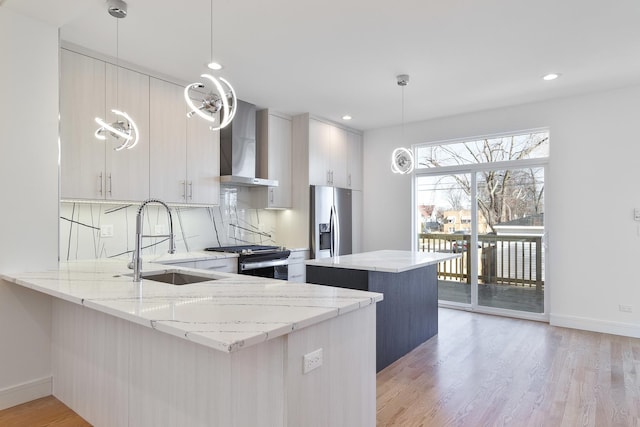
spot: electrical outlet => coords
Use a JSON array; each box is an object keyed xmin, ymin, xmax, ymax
[
  {"xmin": 303, "ymin": 348, "xmax": 323, "ymax": 374},
  {"xmin": 619, "ymin": 304, "xmax": 633, "ymax": 313},
  {"xmin": 100, "ymin": 224, "xmax": 114, "ymax": 238}
]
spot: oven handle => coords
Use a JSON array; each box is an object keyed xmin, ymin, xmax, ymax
[{"xmin": 240, "ymin": 258, "xmax": 289, "ymax": 271}]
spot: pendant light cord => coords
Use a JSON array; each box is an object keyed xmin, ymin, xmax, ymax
[
  {"xmin": 401, "ymin": 84, "xmax": 405, "ymax": 141},
  {"xmin": 116, "ymin": 17, "xmax": 119, "ymax": 107},
  {"xmin": 210, "ymin": 0, "xmax": 214, "ymax": 63}
]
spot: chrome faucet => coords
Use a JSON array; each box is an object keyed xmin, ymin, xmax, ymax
[{"xmin": 129, "ymin": 199, "xmax": 176, "ymax": 281}]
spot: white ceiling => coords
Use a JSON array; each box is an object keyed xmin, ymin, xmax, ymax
[{"xmin": 5, "ymin": 0, "xmax": 640, "ymax": 130}]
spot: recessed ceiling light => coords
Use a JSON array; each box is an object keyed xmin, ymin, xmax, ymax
[
  {"xmin": 542, "ymin": 73, "xmax": 560, "ymax": 81},
  {"xmin": 207, "ymin": 61, "xmax": 223, "ymax": 71},
  {"xmin": 342, "ymin": 115, "xmax": 352, "ymax": 121}
]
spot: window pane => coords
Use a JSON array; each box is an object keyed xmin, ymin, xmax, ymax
[
  {"xmin": 416, "ymin": 174, "xmax": 472, "ymax": 305},
  {"xmin": 416, "ymin": 132, "xmax": 549, "ymax": 169}
]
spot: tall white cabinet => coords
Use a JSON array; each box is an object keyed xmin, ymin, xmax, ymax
[
  {"xmin": 60, "ymin": 49, "xmax": 150, "ymax": 201},
  {"xmin": 281, "ymin": 114, "xmax": 364, "ymax": 251}
]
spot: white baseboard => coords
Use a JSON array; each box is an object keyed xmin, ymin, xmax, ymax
[
  {"xmin": 550, "ymin": 314, "xmax": 640, "ymax": 338},
  {"xmin": 0, "ymin": 376, "xmax": 52, "ymax": 411}
]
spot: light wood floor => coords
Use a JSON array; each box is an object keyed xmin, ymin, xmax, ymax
[
  {"xmin": 377, "ymin": 308, "xmax": 640, "ymax": 426},
  {"xmin": 0, "ymin": 395, "xmax": 90, "ymax": 426},
  {"xmin": 2, "ymin": 308, "xmax": 638, "ymax": 426}
]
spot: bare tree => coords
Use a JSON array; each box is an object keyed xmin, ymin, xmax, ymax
[{"xmin": 420, "ymin": 134, "xmax": 547, "ymax": 231}]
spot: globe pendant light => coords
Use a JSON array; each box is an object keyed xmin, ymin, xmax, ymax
[
  {"xmin": 184, "ymin": 0, "xmax": 237, "ymax": 131},
  {"xmin": 94, "ymin": 0, "xmax": 139, "ymax": 151},
  {"xmin": 391, "ymin": 74, "xmax": 415, "ymax": 174}
]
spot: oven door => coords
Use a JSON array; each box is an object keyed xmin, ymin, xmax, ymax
[{"xmin": 239, "ymin": 258, "xmax": 288, "ymax": 280}]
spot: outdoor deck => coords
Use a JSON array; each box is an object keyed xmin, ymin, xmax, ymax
[
  {"xmin": 419, "ymin": 232, "xmax": 545, "ymax": 314},
  {"xmin": 438, "ymin": 280, "xmax": 544, "ymax": 313}
]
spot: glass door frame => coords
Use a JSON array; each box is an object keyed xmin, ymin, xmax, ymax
[{"xmin": 412, "ymin": 157, "xmax": 549, "ymax": 322}]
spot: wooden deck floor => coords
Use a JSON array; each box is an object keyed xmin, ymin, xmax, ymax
[
  {"xmin": 438, "ymin": 279, "xmax": 544, "ymax": 313},
  {"xmin": 2, "ymin": 309, "xmax": 638, "ymax": 426}
]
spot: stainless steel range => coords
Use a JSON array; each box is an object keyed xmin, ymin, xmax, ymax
[{"xmin": 205, "ymin": 245, "xmax": 290, "ymax": 280}]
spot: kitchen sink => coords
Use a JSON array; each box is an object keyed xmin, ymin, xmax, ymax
[{"xmin": 121, "ymin": 269, "xmax": 217, "ymax": 285}]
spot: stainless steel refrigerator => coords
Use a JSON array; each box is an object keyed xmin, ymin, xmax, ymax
[{"xmin": 310, "ymin": 185, "xmax": 352, "ymax": 259}]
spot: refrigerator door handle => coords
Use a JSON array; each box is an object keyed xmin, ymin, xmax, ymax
[
  {"xmin": 329, "ymin": 206, "xmax": 335, "ymax": 256},
  {"xmin": 333, "ymin": 204, "xmax": 340, "ymax": 256}
]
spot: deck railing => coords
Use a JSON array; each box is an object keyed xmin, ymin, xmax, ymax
[{"xmin": 418, "ymin": 233, "xmax": 544, "ymax": 290}]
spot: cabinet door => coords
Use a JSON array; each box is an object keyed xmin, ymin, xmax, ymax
[
  {"xmin": 187, "ymin": 108, "xmax": 220, "ymax": 205},
  {"xmin": 149, "ymin": 78, "xmax": 187, "ymax": 203},
  {"xmin": 105, "ymin": 64, "xmax": 150, "ymax": 201},
  {"xmin": 60, "ymin": 49, "xmax": 106, "ymax": 200},
  {"xmin": 308, "ymin": 119, "xmax": 332, "ymax": 185},
  {"xmin": 329, "ymin": 126, "xmax": 348, "ymax": 188},
  {"xmin": 346, "ymin": 131, "xmax": 363, "ymax": 190},
  {"xmin": 268, "ymin": 114, "xmax": 292, "ymax": 208}
]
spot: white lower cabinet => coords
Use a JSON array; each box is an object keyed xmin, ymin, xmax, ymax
[
  {"xmin": 194, "ymin": 258, "xmax": 237, "ymax": 273},
  {"xmin": 287, "ymin": 249, "xmax": 309, "ymax": 283},
  {"xmin": 158, "ymin": 257, "xmax": 237, "ymax": 274},
  {"xmin": 51, "ymin": 296, "xmax": 376, "ymax": 426}
]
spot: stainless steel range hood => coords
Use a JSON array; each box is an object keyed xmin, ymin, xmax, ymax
[{"xmin": 219, "ymin": 100, "xmax": 278, "ymax": 187}]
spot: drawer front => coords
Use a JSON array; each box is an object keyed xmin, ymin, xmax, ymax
[
  {"xmin": 288, "ymin": 250, "xmax": 310, "ymax": 264},
  {"xmin": 194, "ymin": 258, "xmax": 237, "ymax": 274},
  {"xmin": 287, "ymin": 262, "xmax": 306, "ymax": 283}
]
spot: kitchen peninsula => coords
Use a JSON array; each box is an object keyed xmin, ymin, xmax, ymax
[
  {"xmin": 1, "ymin": 259, "xmax": 382, "ymax": 427},
  {"xmin": 306, "ymin": 250, "xmax": 459, "ymax": 371}
]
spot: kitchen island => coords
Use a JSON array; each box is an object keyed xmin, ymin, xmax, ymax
[
  {"xmin": 1, "ymin": 259, "xmax": 382, "ymax": 427},
  {"xmin": 306, "ymin": 250, "xmax": 459, "ymax": 371}
]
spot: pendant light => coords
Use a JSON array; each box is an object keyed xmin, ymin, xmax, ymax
[
  {"xmin": 184, "ymin": 0, "xmax": 237, "ymax": 131},
  {"xmin": 94, "ymin": 0, "xmax": 139, "ymax": 151},
  {"xmin": 391, "ymin": 74, "xmax": 415, "ymax": 174}
]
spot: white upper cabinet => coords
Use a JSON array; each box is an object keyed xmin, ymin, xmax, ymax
[
  {"xmin": 308, "ymin": 118, "xmax": 361, "ymax": 189},
  {"xmin": 105, "ymin": 63, "xmax": 150, "ymax": 201},
  {"xmin": 256, "ymin": 110, "xmax": 292, "ymax": 208},
  {"xmin": 60, "ymin": 49, "xmax": 106, "ymax": 200},
  {"xmin": 308, "ymin": 118, "xmax": 348, "ymax": 187},
  {"xmin": 149, "ymin": 78, "xmax": 187, "ymax": 203},
  {"xmin": 346, "ymin": 130, "xmax": 363, "ymax": 191},
  {"xmin": 60, "ymin": 49, "xmax": 149, "ymax": 201},
  {"xmin": 149, "ymin": 77, "xmax": 220, "ymax": 205},
  {"xmin": 186, "ymin": 102, "xmax": 220, "ymax": 205}
]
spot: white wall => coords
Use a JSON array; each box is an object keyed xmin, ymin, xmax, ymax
[
  {"xmin": 0, "ymin": 7, "xmax": 59, "ymax": 408},
  {"xmin": 363, "ymin": 85, "xmax": 640, "ymax": 338}
]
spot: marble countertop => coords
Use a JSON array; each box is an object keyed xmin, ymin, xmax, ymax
[
  {"xmin": 0, "ymin": 260, "xmax": 382, "ymax": 353},
  {"xmin": 305, "ymin": 250, "xmax": 461, "ymax": 273}
]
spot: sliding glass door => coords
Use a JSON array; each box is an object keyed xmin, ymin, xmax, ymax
[{"xmin": 414, "ymin": 130, "xmax": 548, "ymax": 318}]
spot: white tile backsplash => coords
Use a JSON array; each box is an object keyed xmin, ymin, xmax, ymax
[{"xmin": 60, "ymin": 187, "xmax": 278, "ymax": 261}]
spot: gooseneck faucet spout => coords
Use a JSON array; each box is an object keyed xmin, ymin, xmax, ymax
[{"xmin": 130, "ymin": 199, "xmax": 176, "ymax": 281}]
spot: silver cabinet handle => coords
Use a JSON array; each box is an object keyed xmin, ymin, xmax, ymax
[
  {"xmin": 180, "ymin": 181, "xmax": 186, "ymax": 201},
  {"xmin": 107, "ymin": 173, "xmax": 112, "ymax": 197},
  {"xmin": 98, "ymin": 173, "xmax": 103, "ymax": 196},
  {"xmin": 188, "ymin": 181, "xmax": 193, "ymax": 200},
  {"xmin": 348, "ymin": 173, "xmax": 351, "ymax": 187},
  {"xmin": 326, "ymin": 170, "xmax": 331, "ymax": 185},
  {"xmin": 269, "ymin": 188, "xmax": 274, "ymax": 204}
]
